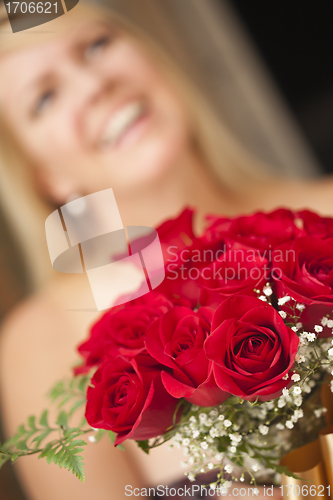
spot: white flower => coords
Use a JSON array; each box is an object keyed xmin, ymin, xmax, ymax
[
  {"xmin": 199, "ymin": 413, "xmax": 207, "ymax": 422},
  {"xmin": 315, "ymin": 325, "xmax": 323, "ymax": 333},
  {"xmin": 282, "ymin": 388, "xmax": 289, "ymax": 397},
  {"xmin": 88, "ymin": 435, "xmax": 97, "ymax": 443},
  {"xmin": 229, "ymin": 446, "xmax": 236, "ymax": 453},
  {"xmin": 224, "ymin": 419, "xmax": 232, "ymax": 428},
  {"xmin": 328, "ymin": 348, "xmax": 333, "ymax": 358},
  {"xmin": 328, "ymin": 319, "xmax": 333, "ymax": 329},
  {"xmin": 276, "ymin": 423, "xmax": 285, "ymax": 430},
  {"xmin": 296, "ymin": 354, "xmax": 306, "ymax": 363},
  {"xmin": 293, "ymin": 386, "xmax": 302, "ymax": 395},
  {"xmin": 278, "ymin": 397, "xmax": 286, "ymax": 408},
  {"xmin": 188, "ymin": 473, "xmax": 195, "ymax": 482},
  {"xmin": 263, "ymin": 285, "xmax": 273, "ymax": 296},
  {"xmin": 240, "ymin": 476, "xmax": 245, "ymax": 482},
  {"xmin": 201, "ymin": 442, "xmax": 208, "ymax": 450},
  {"xmin": 182, "ymin": 438, "xmax": 190, "ymax": 446},
  {"xmin": 193, "ymin": 430, "xmax": 200, "ymax": 439},
  {"xmin": 223, "ymin": 481, "xmax": 233, "ymax": 490},
  {"xmin": 259, "ymin": 295, "xmax": 267, "ymax": 302},
  {"xmin": 190, "ymin": 416, "xmax": 197, "ymax": 423},
  {"xmin": 218, "ymin": 415, "xmax": 225, "ymax": 421},
  {"xmin": 252, "ymin": 463, "xmax": 260, "ymax": 472},
  {"xmin": 321, "ymin": 317, "xmax": 329, "ymax": 327},
  {"xmin": 230, "ymin": 433, "xmax": 242, "ymax": 443},
  {"xmin": 224, "ymin": 464, "xmax": 233, "ymax": 474},
  {"xmin": 278, "ymin": 296, "xmax": 291, "ymax": 306},
  {"xmin": 306, "ymin": 332, "xmax": 316, "ymax": 342},
  {"xmin": 291, "ymin": 326, "xmax": 298, "ymax": 332},
  {"xmin": 259, "ymin": 424, "xmax": 269, "ymax": 435},
  {"xmin": 294, "ymin": 409, "xmax": 303, "ymax": 419},
  {"xmin": 208, "ymin": 463, "xmax": 214, "ymax": 470},
  {"xmin": 180, "ymin": 461, "xmax": 187, "ymax": 468},
  {"xmin": 279, "ymin": 311, "xmax": 287, "ymax": 319},
  {"xmin": 285, "ymin": 420, "xmax": 294, "ymax": 429},
  {"xmin": 296, "ymin": 303, "xmax": 305, "ymax": 311},
  {"xmin": 215, "ymin": 452, "xmax": 224, "ymax": 461},
  {"xmin": 253, "ymin": 488, "xmax": 259, "ymax": 496},
  {"xmin": 291, "ymin": 373, "xmax": 300, "ymax": 382},
  {"xmin": 282, "ymin": 373, "xmax": 289, "ymax": 380},
  {"xmin": 296, "ymin": 322, "xmax": 303, "ymax": 329},
  {"xmin": 294, "ymin": 396, "xmax": 303, "ymax": 406},
  {"xmin": 314, "ymin": 408, "xmax": 326, "ymax": 418}
]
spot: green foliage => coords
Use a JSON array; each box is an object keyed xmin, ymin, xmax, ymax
[
  {"xmin": 136, "ymin": 440, "xmax": 150, "ymax": 454},
  {"xmin": 0, "ymin": 373, "xmax": 122, "ymax": 483}
]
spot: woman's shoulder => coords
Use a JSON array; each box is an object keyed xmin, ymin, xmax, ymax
[
  {"xmin": 242, "ymin": 175, "xmax": 333, "ymax": 215},
  {"xmin": 0, "ymin": 276, "xmax": 99, "ymax": 433}
]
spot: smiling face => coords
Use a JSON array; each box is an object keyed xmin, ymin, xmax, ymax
[{"xmin": 0, "ymin": 17, "xmax": 191, "ymax": 205}]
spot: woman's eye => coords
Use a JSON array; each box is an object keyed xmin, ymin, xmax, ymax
[
  {"xmin": 33, "ymin": 90, "xmax": 55, "ymax": 116},
  {"xmin": 85, "ymin": 35, "xmax": 111, "ymax": 59}
]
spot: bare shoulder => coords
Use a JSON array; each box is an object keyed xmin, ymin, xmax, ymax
[
  {"xmin": 241, "ymin": 175, "xmax": 333, "ymax": 216},
  {"xmin": 0, "ymin": 277, "xmax": 99, "ymax": 433},
  {"xmin": 0, "ymin": 280, "xmax": 146, "ymax": 500}
]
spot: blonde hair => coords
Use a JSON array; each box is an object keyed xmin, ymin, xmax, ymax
[{"xmin": 0, "ymin": 0, "xmax": 269, "ymax": 289}]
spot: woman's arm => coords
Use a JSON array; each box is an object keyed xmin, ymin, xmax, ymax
[{"xmin": 0, "ymin": 289, "xmax": 145, "ymax": 500}]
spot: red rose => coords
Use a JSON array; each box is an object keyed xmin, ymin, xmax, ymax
[
  {"xmin": 273, "ymin": 237, "xmax": 333, "ymax": 336},
  {"xmin": 204, "ymin": 296, "xmax": 299, "ymax": 401},
  {"xmin": 155, "ymin": 208, "xmax": 203, "ymax": 307},
  {"xmin": 75, "ymin": 293, "xmax": 173, "ymax": 374},
  {"xmin": 85, "ymin": 356, "xmax": 180, "ymax": 445},
  {"xmin": 298, "ymin": 210, "xmax": 333, "ymax": 239},
  {"xmin": 203, "ymin": 209, "xmax": 302, "ymax": 252},
  {"xmin": 145, "ymin": 307, "xmax": 229, "ymax": 406},
  {"xmin": 199, "ymin": 247, "xmax": 269, "ymax": 309},
  {"xmin": 157, "ymin": 207, "xmax": 196, "ymax": 266}
]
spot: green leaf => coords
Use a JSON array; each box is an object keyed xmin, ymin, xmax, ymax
[
  {"xmin": 274, "ymin": 465, "xmax": 304, "ymax": 481},
  {"xmin": 136, "ymin": 440, "xmax": 149, "ymax": 454},
  {"xmin": 32, "ymin": 430, "xmax": 52, "ymax": 449},
  {"xmin": 58, "ymin": 396, "xmax": 71, "ymax": 409},
  {"xmin": 28, "ymin": 416, "xmax": 37, "ymax": 431},
  {"xmin": 68, "ymin": 400, "xmax": 85, "ymax": 417},
  {"xmin": 78, "ymin": 376, "xmax": 89, "ymax": 393},
  {"xmin": 95, "ymin": 429, "xmax": 106, "ymax": 442},
  {"xmin": 45, "ymin": 447, "xmax": 58, "ymax": 465},
  {"xmin": 16, "ymin": 440, "xmax": 28, "ymax": 451},
  {"xmin": 39, "ymin": 442, "xmax": 54, "ymax": 459},
  {"xmin": 39, "ymin": 410, "xmax": 49, "ymax": 428},
  {"xmin": 108, "ymin": 431, "xmax": 116, "ymax": 445},
  {"xmin": 11, "ymin": 452, "xmax": 20, "ymax": 462},
  {"xmin": 49, "ymin": 382, "xmax": 65, "ymax": 402},
  {"xmin": 56, "ymin": 411, "xmax": 68, "ymax": 428},
  {"xmin": 0, "ymin": 453, "xmax": 10, "ymax": 469},
  {"xmin": 56, "ymin": 445, "xmax": 86, "ymax": 482}
]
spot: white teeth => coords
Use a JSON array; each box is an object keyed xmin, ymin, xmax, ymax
[{"xmin": 101, "ymin": 101, "xmax": 145, "ymax": 147}]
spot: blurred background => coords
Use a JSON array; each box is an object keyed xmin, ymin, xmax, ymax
[{"xmin": 0, "ymin": 0, "xmax": 332, "ymax": 497}]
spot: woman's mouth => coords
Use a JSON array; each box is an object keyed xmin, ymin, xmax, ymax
[{"xmin": 100, "ymin": 100, "xmax": 148, "ymax": 149}]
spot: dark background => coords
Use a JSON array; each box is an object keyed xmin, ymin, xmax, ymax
[{"xmin": 230, "ymin": 0, "xmax": 333, "ymax": 174}]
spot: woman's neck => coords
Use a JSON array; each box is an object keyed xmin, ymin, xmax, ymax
[{"xmin": 115, "ymin": 149, "xmax": 238, "ymax": 232}]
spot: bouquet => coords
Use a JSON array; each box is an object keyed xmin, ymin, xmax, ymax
[{"xmin": 1, "ymin": 208, "xmax": 333, "ymax": 492}]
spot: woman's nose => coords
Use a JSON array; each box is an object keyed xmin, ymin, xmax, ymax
[{"xmin": 67, "ymin": 64, "xmax": 113, "ymax": 108}]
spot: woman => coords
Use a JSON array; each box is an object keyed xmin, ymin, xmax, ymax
[{"xmin": 0, "ymin": 2, "xmax": 332, "ymax": 499}]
